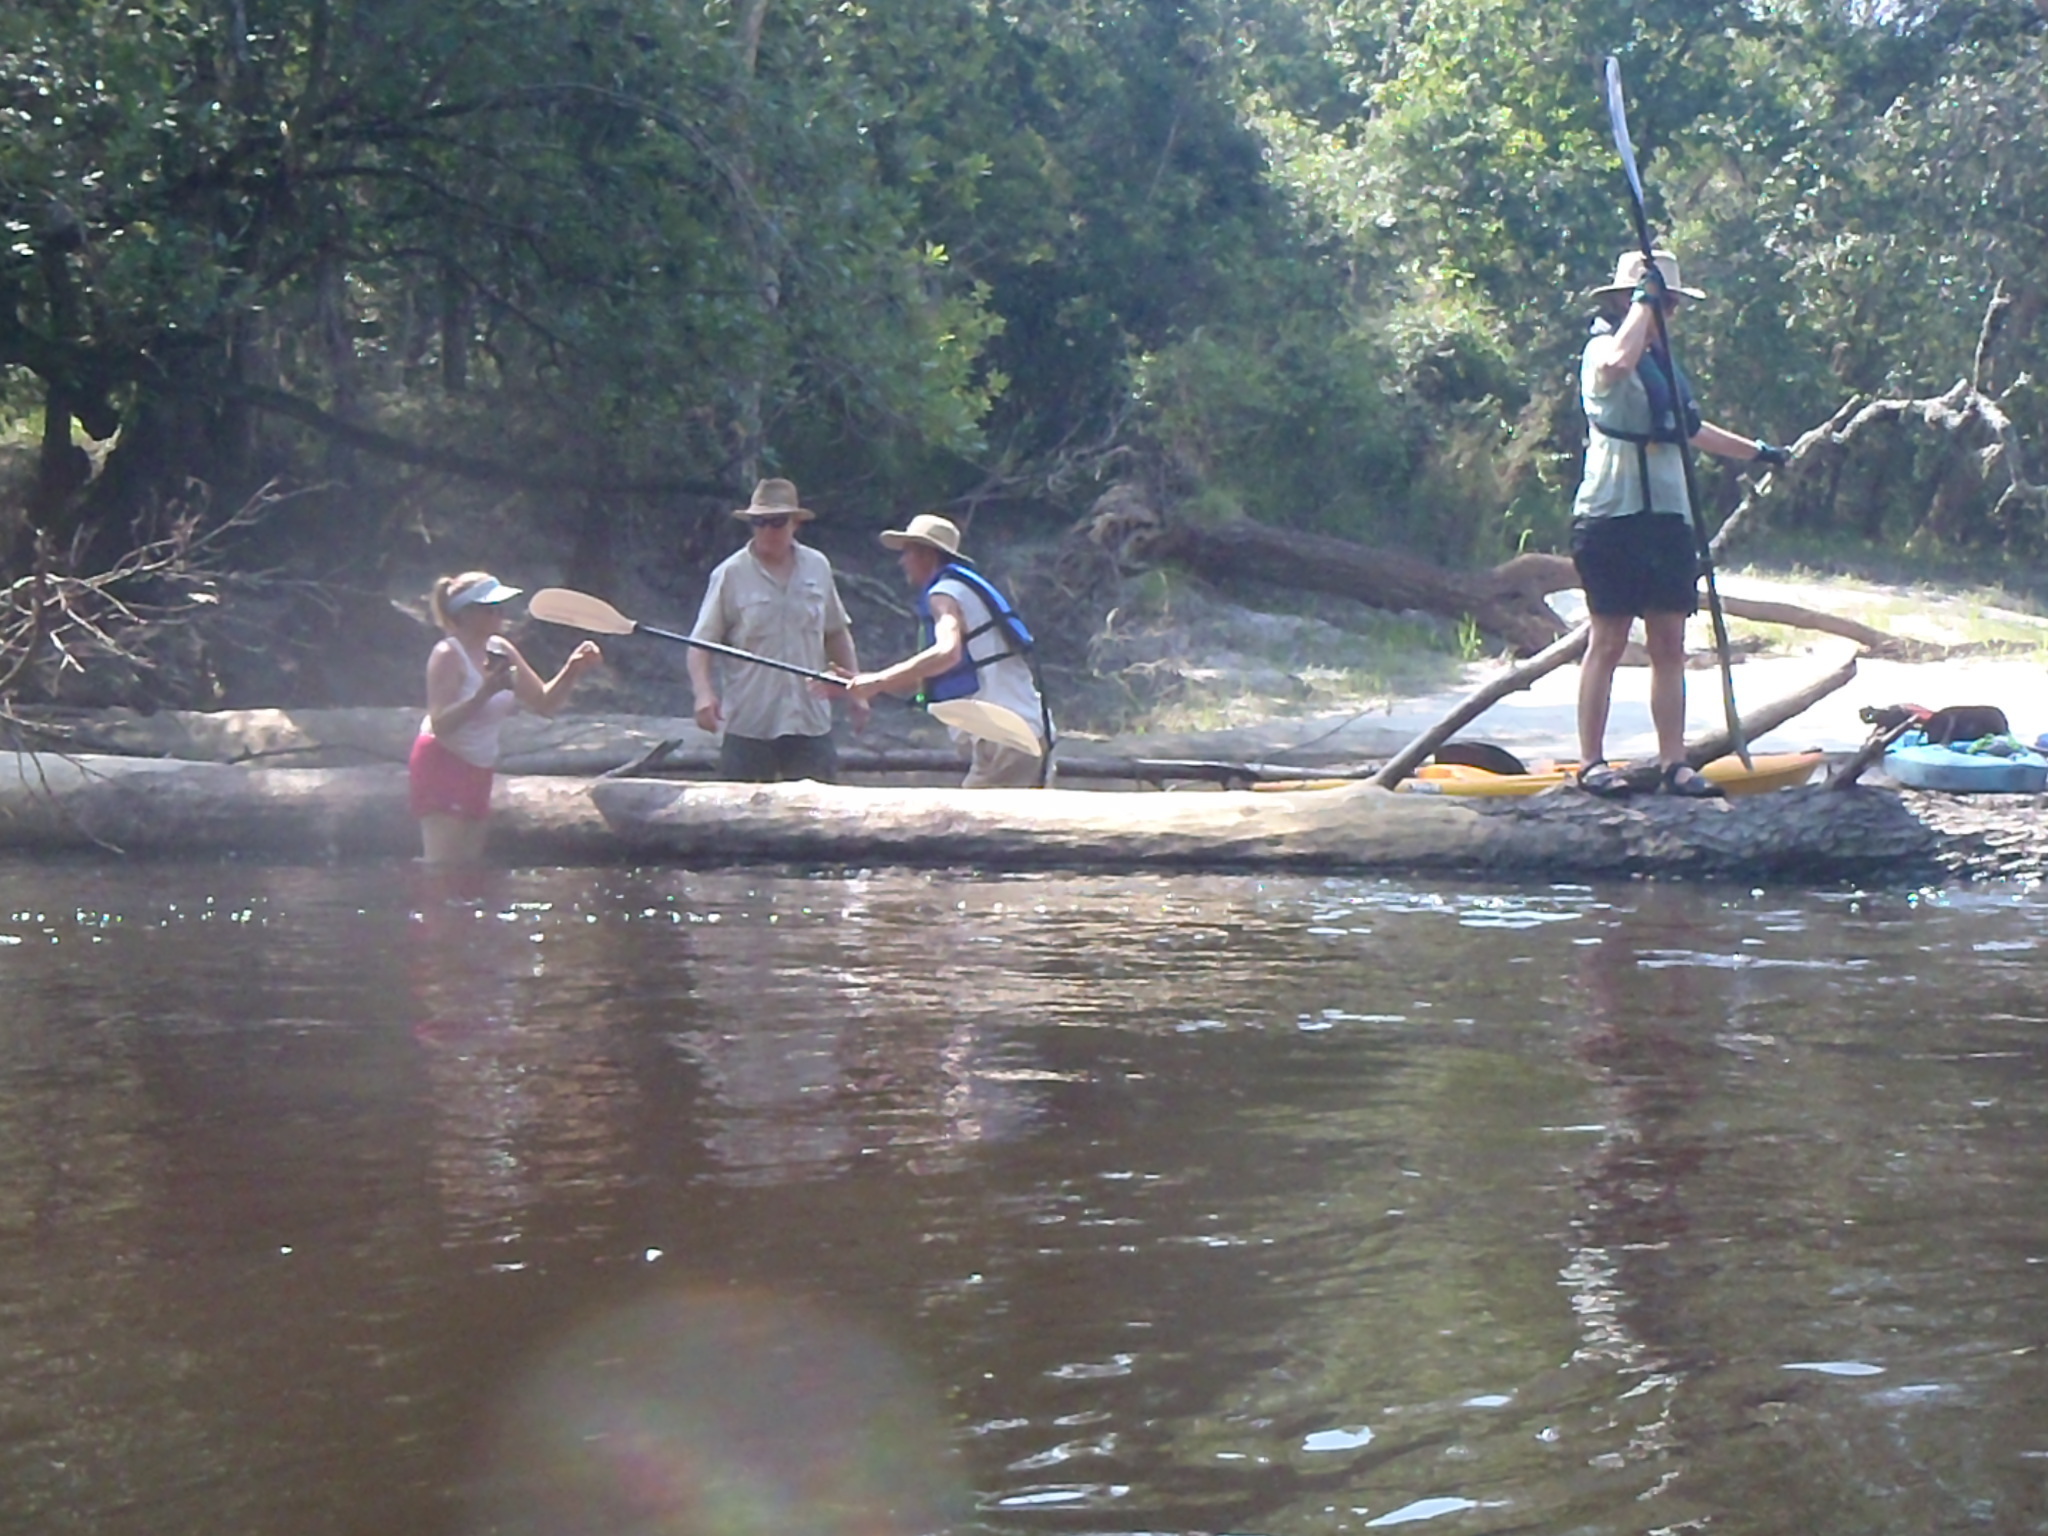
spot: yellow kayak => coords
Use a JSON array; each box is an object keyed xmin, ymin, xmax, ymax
[{"xmin": 1393, "ymin": 751, "xmax": 1825, "ymax": 798}]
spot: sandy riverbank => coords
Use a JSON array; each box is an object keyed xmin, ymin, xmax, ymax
[{"xmin": 1080, "ymin": 570, "xmax": 2048, "ymax": 768}]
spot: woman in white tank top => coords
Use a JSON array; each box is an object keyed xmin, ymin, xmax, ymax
[{"xmin": 410, "ymin": 570, "xmax": 604, "ymax": 864}]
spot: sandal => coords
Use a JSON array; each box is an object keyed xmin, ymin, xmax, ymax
[
  {"xmin": 1577, "ymin": 760, "xmax": 1632, "ymax": 799},
  {"xmin": 1661, "ymin": 762, "xmax": 1725, "ymax": 799}
]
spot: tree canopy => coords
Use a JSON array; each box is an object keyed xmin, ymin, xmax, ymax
[{"xmin": 4, "ymin": 0, "xmax": 2045, "ymax": 598}]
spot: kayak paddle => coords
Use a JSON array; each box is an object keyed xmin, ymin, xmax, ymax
[
  {"xmin": 531, "ymin": 586, "xmax": 844, "ymax": 686},
  {"xmin": 526, "ymin": 587, "xmax": 1043, "ymax": 755},
  {"xmin": 1601, "ymin": 55, "xmax": 1751, "ymax": 769}
]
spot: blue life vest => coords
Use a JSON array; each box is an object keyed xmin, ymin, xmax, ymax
[
  {"xmin": 917, "ymin": 561, "xmax": 1034, "ymax": 704},
  {"xmin": 1586, "ymin": 314, "xmax": 1701, "ymax": 444}
]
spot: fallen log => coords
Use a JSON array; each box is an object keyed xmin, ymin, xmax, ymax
[
  {"xmin": 1489, "ymin": 552, "xmax": 1920, "ymax": 656},
  {"xmin": 591, "ymin": 777, "xmax": 1949, "ymax": 882},
  {"xmin": 1057, "ymin": 756, "xmax": 1383, "ymax": 787},
  {"xmin": 0, "ymin": 705, "xmax": 1391, "ymax": 787},
  {"xmin": 3, "ymin": 751, "xmax": 2034, "ymax": 881},
  {"xmin": 1, "ymin": 705, "xmax": 715, "ymax": 772},
  {"xmin": 1091, "ymin": 497, "xmax": 1930, "ymax": 658},
  {"xmin": 0, "ymin": 755, "xmax": 610, "ymax": 861},
  {"xmin": 622, "ymin": 743, "xmax": 1388, "ymax": 788},
  {"xmin": 1127, "ymin": 518, "xmax": 1570, "ymax": 653}
]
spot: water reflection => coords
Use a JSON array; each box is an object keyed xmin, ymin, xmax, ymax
[
  {"xmin": 406, "ymin": 867, "xmax": 640, "ymax": 1248},
  {"xmin": 1558, "ymin": 889, "xmax": 1720, "ymax": 1514},
  {"xmin": 0, "ymin": 863, "xmax": 2044, "ymax": 1536},
  {"xmin": 634, "ymin": 875, "xmax": 1051, "ymax": 1180}
]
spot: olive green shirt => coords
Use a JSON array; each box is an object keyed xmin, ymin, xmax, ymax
[{"xmin": 1572, "ymin": 337, "xmax": 1695, "ymax": 528}]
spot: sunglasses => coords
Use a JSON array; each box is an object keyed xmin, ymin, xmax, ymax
[{"xmin": 750, "ymin": 514, "xmax": 793, "ymax": 529}]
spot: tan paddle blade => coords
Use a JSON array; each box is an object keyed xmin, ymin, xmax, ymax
[
  {"xmin": 929, "ymin": 698, "xmax": 1043, "ymax": 757},
  {"xmin": 527, "ymin": 587, "xmax": 638, "ymax": 636}
]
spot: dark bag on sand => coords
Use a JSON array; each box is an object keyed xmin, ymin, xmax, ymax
[{"xmin": 1919, "ymin": 705, "xmax": 2010, "ymax": 746}]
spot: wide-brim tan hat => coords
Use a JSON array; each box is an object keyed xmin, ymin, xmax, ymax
[
  {"xmin": 1589, "ymin": 248, "xmax": 1706, "ymax": 301},
  {"xmin": 878, "ymin": 513, "xmax": 962, "ymax": 557},
  {"xmin": 732, "ymin": 477, "xmax": 816, "ymax": 522}
]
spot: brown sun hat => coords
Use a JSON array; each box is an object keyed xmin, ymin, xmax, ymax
[
  {"xmin": 731, "ymin": 478, "xmax": 816, "ymax": 522},
  {"xmin": 1589, "ymin": 249, "xmax": 1706, "ymax": 301}
]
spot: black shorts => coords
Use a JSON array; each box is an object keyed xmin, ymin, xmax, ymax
[
  {"xmin": 718, "ymin": 732, "xmax": 839, "ymax": 783},
  {"xmin": 1571, "ymin": 513, "xmax": 1700, "ymax": 618}
]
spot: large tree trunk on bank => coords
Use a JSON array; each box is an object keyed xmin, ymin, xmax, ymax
[
  {"xmin": 1136, "ymin": 519, "xmax": 1571, "ymax": 654},
  {"xmin": 1093, "ymin": 503, "xmax": 1931, "ymax": 658}
]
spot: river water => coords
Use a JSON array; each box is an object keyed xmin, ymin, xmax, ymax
[{"xmin": 2, "ymin": 858, "xmax": 2044, "ymax": 1536}]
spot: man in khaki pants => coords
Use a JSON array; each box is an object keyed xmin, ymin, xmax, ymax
[{"xmin": 835, "ymin": 513, "xmax": 1051, "ymax": 787}]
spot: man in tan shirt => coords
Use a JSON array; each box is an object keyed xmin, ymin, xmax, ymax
[{"xmin": 688, "ymin": 479, "xmax": 867, "ymax": 781}]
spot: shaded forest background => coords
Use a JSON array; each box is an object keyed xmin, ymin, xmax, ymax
[{"xmin": 5, "ymin": 0, "xmax": 2047, "ymax": 712}]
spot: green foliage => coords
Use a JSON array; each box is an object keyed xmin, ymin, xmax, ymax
[
  {"xmin": 6, "ymin": 0, "xmax": 2048, "ymax": 590},
  {"xmin": 1133, "ymin": 307, "xmax": 1412, "ymax": 537},
  {"xmin": 0, "ymin": 0, "xmax": 1003, "ymax": 550}
]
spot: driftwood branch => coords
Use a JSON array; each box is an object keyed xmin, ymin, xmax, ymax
[
  {"xmin": 1370, "ymin": 624, "xmax": 1591, "ymax": 788},
  {"xmin": 1565, "ymin": 656, "xmax": 1859, "ymax": 794},
  {"xmin": 1370, "ymin": 645, "xmax": 1857, "ymax": 793},
  {"xmin": 2, "ymin": 484, "xmax": 294, "ymax": 717},
  {"xmin": 1480, "ymin": 550, "xmax": 1927, "ymax": 658},
  {"xmin": 1682, "ymin": 655, "xmax": 1857, "ymax": 767},
  {"xmin": 1974, "ymin": 277, "xmax": 2011, "ymax": 394},
  {"xmin": 1827, "ymin": 716, "xmax": 1918, "ymax": 792},
  {"xmin": 1715, "ymin": 291, "xmax": 2048, "ymax": 558}
]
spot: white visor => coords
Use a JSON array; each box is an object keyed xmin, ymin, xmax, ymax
[{"xmin": 446, "ymin": 575, "xmax": 522, "ymax": 612}]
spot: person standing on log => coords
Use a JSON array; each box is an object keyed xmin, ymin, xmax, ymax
[
  {"xmin": 833, "ymin": 513, "xmax": 1053, "ymax": 788},
  {"xmin": 1570, "ymin": 250, "xmax": 1792, "ymax": 799},
  {"xmin": 687, "ymin": 478, "xmax": 868, "ymax": 782},
  {"xmin": 411, "ymin": 571, "xmax": 604, "ymax": 864}
]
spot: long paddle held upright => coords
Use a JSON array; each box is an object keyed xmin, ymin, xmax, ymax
[
  {"xmin": 1601, "ymin": 56, "xmax": 1751, "ymax": 769},
  {"xmin": 526, "ymin": 587, "xmax": 1043, "ymax": 756}
]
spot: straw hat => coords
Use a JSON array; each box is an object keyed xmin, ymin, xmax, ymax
[
  {"xmin": 1589, "ymin": 248, "xmax": 1705, "ymax": 301},
  {"xmin": 878, "ymin": 513, "xmax": 963, "ymax": 557},
  {"xmin": 731, "ymin": 478, "xmax": 816, "ymax": 522}
]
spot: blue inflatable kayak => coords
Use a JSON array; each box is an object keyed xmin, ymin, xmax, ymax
[{"xmin": 1887, "ymin": 732, "xmax": 2048, "ymax": 793}]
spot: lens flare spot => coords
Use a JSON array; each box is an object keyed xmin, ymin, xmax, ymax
[{"xmin": 470, "ymin": 1289, "xmax": 966, "ymax": 1536}]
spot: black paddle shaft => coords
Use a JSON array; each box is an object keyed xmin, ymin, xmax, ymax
[
  {"xmin": 1602, "ymin": 55, "xmax": 1750, "ymax": 766},
  {"xmin": 634, "ymin": 621, "xmax": 849, "ymax": 687}
]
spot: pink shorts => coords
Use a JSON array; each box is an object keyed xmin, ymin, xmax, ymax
[{"xmin": 409, "ymin": 734, "xmax": 494, "ymax": 821}]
